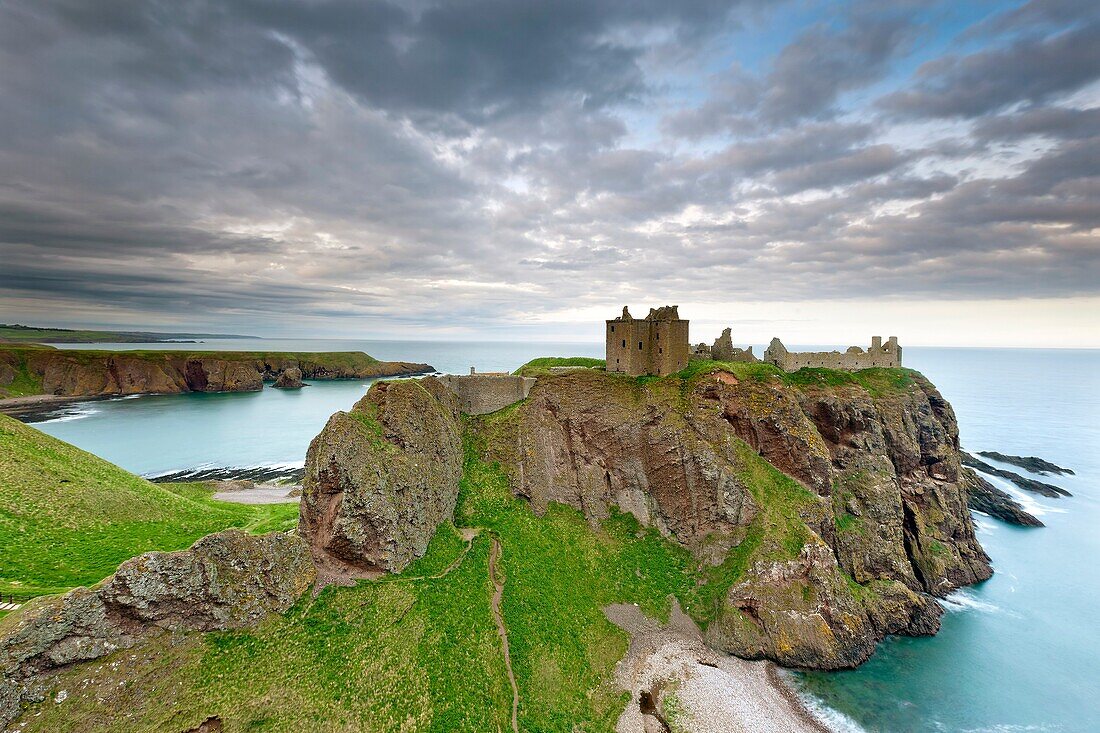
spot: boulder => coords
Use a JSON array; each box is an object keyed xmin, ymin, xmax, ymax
[
  {"xmin": 0, "ymin": 530, "xmax": 314, "ymax": 728},
  {"xmin": 300, "ymin": 377, "xmax": 463, "ymax": 575},
  {"xmin": 273, "ymin": 367, "xmax": 306, "ymax": 389}
]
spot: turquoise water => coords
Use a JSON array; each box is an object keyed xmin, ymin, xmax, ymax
[{"xmin": 30, "ymin": 341, "xmax": 1100, "ymax": 731}]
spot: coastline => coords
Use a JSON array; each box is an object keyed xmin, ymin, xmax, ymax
[
  {"xmin": 0, "ymin": 394, "xmax": 100, "ymax": 420},
  {"xmin": 606, "ymin": 602, "xmax": 833, "ymax": 732}
]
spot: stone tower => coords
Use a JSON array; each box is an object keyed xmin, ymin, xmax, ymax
[{"xmin": 606, "ymin": 305, "xmax": 689, "ymax": 376}]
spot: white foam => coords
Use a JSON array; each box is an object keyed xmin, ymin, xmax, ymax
[
  {"xmin": 942, "ymin": 588, "xmax": 1021, "ymax": 618},
  {"xmin": 780, "ymin": 677, "xmax": 869, "ymax": 733},
  {"xmin": 956, "ymin": 725, "xmax": 1061, "ymax": 732},
  {"xmin": 31, "ymin": 404, "xmax": 100, "ymax": 424}
]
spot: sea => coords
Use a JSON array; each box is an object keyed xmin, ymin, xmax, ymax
[{"xmin": 26, "ymin": 340, "xmax": 1100, "ymax": 732}]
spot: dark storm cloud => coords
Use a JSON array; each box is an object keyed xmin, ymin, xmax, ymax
[{"xmin": 0, "ymin": 0, "xmax": 1097, "ymax": 334}]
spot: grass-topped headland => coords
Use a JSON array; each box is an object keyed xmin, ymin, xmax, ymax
[
  {"xmin": 0, "ymin": 414, "xmax": 298, "ymax": 599},
  {"xmin": 0, "ymin": 345, "xmax": 432, "ymax": 399},
  {"xmin": 3, "ymin": 362, "xmax": 989, "ymax": 729},
  {"xmin": 0, "ymin": 324, "xmax": 257, "ymax": 344},
  {"xmin": 513, "ymin": 354, "xmax": 920, "ymax": 398}
]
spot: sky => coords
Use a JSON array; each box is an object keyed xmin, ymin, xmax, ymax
[{"xmin": 0, "ymin": 0, "xmax": 1097, "ymax": 347}]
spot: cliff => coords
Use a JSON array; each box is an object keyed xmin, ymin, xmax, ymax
[
  {"xmin": 300, "ymin": 378, "xmax": 463, "ymax": 577},
  {"xmin": 0, "ymin": 345, "xmax": 433, "ymax": 398},
  {"xmin": 472, "ymin": 362, "xmax": 992, "ymax": 669}
]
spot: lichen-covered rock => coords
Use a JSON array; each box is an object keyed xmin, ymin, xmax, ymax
[
  {"xmin": 272, "ymin": 366, "xmax": 306, "ymax": 389},
  {"xmin": 473, "ymin": 366, "xmax": 992, "ymax": 669},
  {"xmin": 0, "ymin": 530, "xmax": 313, "ymax": 728},
  {"xmin": 704, "ymin": 541, "xmax": 942, "ymax": 668},
  {"xmin": 300, "ymin": 377, "xmax": 463, "ymax": 574},
  {"xmin": 100, "ymin": 530, "xmax": 315, "ymax": 630}
]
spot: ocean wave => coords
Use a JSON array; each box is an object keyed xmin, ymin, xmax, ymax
[
  {"xmin": 954, "ymin": 724, "xmax": 1062, "ymax": 732},
  {"xmin": 941, "ymin": 588, "xmax": 1021, "ymax": 618},
  {"xmin": 32, "ymin": 404, "xmax": 101, "ymax": 424},
  {"xmin": 145, "ymin": 460, "xmax": 305, "ymax": 483},
  {"xmin": 777, "ymin": 672, "xmax": 869, "ymax": 733}
]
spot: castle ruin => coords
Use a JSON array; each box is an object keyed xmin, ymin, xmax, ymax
[
  {"xmin": 763, "ymin": 336, "xmax": 902, "ymax": 372},
  {"xmin": 606, "ymin": 305, "xmax": 689, "ymax": 376},
  {"xmin": 690, "ymin": 327, "xmax": 757, "ymax": 363}
]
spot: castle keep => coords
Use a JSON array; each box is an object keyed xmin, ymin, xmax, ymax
[
  {"xmin": 763, "ymin": 336, "xmax": 902, "ymax": 372},
  {"xmin": 606, "ymin": 305, "xmax": 689, "ymax": 376}
]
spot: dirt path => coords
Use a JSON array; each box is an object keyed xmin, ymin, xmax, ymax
[{"xmin": 490, "ymin": 537, "xmax": 520, "ymax": 733}]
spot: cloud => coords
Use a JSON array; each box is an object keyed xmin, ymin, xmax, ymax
[
  {"xmin": 880, "ymin": 21, "xmax": 1100, "ymax": 119},
  {"xmin": 0, "ymin": 0, "xmax": 1096, "ymax": 338}
]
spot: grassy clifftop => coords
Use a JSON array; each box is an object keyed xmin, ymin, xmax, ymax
[
  {"xmin": 0, "ymin": 414, "xmax": 298, "ymax": 598},
  {"xmin": 513, "ymin": 354, "xmax": 919, "ymax": 397},
  {"xmin": 0, "ymin": 346, "xmax": 429, "ymax": 399}
]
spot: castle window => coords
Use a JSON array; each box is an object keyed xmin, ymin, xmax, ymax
[
  {"xmin": 622, "ymin": 339, "xmax": 626, "ymax": 348},
  {"xmin": 638, "ymin": 341, "xmax": 643, "ymax": 350},
  {"xmin": 610, "ymin": 325, "xmax": 615, "ymax": 332},
  {"xmin": 659, "ymin": 348, "xmax": 663, "ymax": 354}
]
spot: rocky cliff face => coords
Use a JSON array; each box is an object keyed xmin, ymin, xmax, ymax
[
  {"xmin": 473, "ymin": 366, "xmax": 992, "ymax": 669},
  {"xmin": 300, "ymin": 377, "xmax": 463, "ymax": 576},
  {"xmin": 0, "ymin": 346, "xmax": 433, "ymax": 398},
  {"xmin": 0, "ymin": 530, "xmax": 314, "ymax": 728}
]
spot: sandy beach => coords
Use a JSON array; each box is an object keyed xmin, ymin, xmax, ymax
[
  {"xmin": 212, "ymin": 481, "xmax": 301, "ymax": 504},
  {"xmin": 606, "ymin": 601, "xmax": 830, "ymax": 733}
]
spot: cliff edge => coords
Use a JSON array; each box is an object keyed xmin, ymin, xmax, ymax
[
  {"xmin": 0, "ymin": 345, "xmax": 433, "ymax": 399},
  {"xmin": 472, "ymin": 362, "xmax": 991, "ymax": 669}
]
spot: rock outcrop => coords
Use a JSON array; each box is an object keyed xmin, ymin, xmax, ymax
[
  {"xmin": 300, "ymin": 377, "xmax": 463, "ymax": 576},
  {"xmin": 962, "ymin": 452, "xmax": 1071, "ymax": 497},
  {"xmin": 962, "ymin": 467, "xmax": 1043, "ymax": 527},
  {"xmin": 0, "ymin": 530, "xmax": 314, "ymax": 728},
  {"xmin": 0, "ymin": 346, "xmax": 433, "ymax": 399},
  {"xmin": 473, "ymin": 366, "xmax": 992, "ymax": 669},
  {"xmin": 273, "ymin": 367, "xmax": 306, "ymax": 389},
  {"xmin": 976, "ymin": 451, "xmax": 1073, "ymax": 476}
]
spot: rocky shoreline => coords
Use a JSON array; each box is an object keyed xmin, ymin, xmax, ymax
[{"xmin": 606, "ymin": 601, "xmax": 830, "ymax": 733}]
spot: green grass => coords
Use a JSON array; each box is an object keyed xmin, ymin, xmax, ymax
[
  {"xmin": 676, "ymin": 358, "xmax": 918, "ymax": 397},
  {"xmin": 514, "ymin": 356, "xmax": 605, "ymax": 376},
  {"xmin": 0, "ymin": 414, "xmax": 298, "ymax": 598},
  {"xmin": 19, "ymin": 523, "xmax": 513, "ymax": 733},
  {"xmin": 6, "ymin": 388, "xmax": 852, "ymax": 731}
]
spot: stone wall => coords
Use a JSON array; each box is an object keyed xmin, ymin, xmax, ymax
[
  {"xmin": 763, "ymin": 336, "xmax": 902, "ymax": 372},
  {"xmin": 605, "ymin": 305, "xmax": 689, "ymax": 376},
  {"xmin": 692, "ymin": 327, "xmax": 757, "ymax": 363},
  {"xmin": 438, "ymin": 370, "xmax": 537, "ymax": 415}
]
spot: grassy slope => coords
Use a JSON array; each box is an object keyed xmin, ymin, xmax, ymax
[
  {"xmin": 0, "ymin": 414, "xmax": 298, "ymax": 597},
  {"xmin": 14, "ymin": 429, "xmax": 823, "ymax": 733}
]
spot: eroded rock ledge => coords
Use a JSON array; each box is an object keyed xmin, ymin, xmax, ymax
[{"xmin": 0, "ymin": 530, "xmax": 314, "ymax": 728}]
